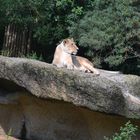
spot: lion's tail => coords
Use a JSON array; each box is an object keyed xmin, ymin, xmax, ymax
[{"xmin": 97, "ymin": 69, "xmax": 120, "ymax": 74}]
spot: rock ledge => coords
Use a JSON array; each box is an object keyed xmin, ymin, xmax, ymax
[{"xmin": 0, "ymin": 56, "xmax": 140, "ymax": 119}]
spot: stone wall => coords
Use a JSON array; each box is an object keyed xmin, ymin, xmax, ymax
[
  {"xmin": 0, "ymin": 56, "xmax": 140, "ymax": 140},
  {"xmin": 0, "ymin": 90, "xmax": 140, "ymax": 140}
]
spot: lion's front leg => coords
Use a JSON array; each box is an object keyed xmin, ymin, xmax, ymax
[
  {"xmin": 56, "ymin": 64, "xmax": 64, "ymax": 68},
  {"xmin": 65, "ymin": 56, "xmax": 75, "ymax": 70},
  {"xmin": 66, "ymin": 64, "xmax": 75, "ymax": 69}
]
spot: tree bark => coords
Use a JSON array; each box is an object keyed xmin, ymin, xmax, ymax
[{"xmin": 2, "ymin": 24, "xmax": 32, "ymax": 57}]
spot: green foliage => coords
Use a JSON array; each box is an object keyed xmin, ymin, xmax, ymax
[
  {"xmin": 0, "ymin": 0, "xmax": 94, "ymax": 44},
  {"xmin": 26, "ymin": 52, "xmax": 44, "ymax": 61},
  {"xmin": 104, "ymin": 121, "xmax": 138, "ymax": 140},
  {"xmin": 0, "ymin": 0, "xmax": 93, "ymax": 62},
  {"xmin": 0, "ymin": 50, "xmax": 12, "ymax": 57},
  {"xmin": 6, "ymin": 128, "xmax": 12, "ymax": 140},
  {"xmin": 0, "ymin": 0, "xmax": 139, "ymax": 75},
  {"xmin": 69, "ymin": 0, "xmax": 140, "ymax": 74},
  {"xmin": 0, "ymin": 50, "xmax": 43, "ymax": 61}
]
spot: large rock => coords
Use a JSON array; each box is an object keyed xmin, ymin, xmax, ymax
[{"xmin": 0, "ymin": 56, "xmax": 140, "ymax": 140}]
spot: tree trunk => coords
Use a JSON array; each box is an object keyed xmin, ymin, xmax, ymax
[{"xmin": 2, "ymin": 24, "xmax": 32, "ymax": 57}]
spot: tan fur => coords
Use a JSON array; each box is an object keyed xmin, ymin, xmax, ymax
[{"xmin": 52, "ymin": 38, "xmax": 100, "ymax": 75}]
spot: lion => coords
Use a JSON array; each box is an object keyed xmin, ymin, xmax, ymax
[{"xmin": 52, "ymin": 38, "xmax": 100, "ymax": 75}]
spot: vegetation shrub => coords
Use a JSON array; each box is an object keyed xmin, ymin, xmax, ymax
[
  {"xmin": 104, "ymin": 121, "xmax": 138, "ymax": 140},
  {"xmin": 0, "ymin": 0, "xmax": 140, "ymax": 75},
  {"xmin": 69, "ymin": 0, "xmax": 140, "ymax": 75}
]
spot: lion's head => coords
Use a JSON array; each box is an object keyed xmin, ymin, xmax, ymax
[{"xmin": 61, "ymin": 38, "xmax": 79, "ymax": 55}]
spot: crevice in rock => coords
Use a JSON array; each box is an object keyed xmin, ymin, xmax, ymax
[
  {"xmin": 0, "ymin": 78, "xmax": 26, "ymax": 92},
  {"xmin": 20, "ymin": 117, "xmax": 27, "ymax": 140}
]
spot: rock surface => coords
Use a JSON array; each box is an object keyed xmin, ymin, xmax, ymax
[
  {"xmin": 0, "ymin": 56, "xmax": 140, "ymax": 140},
  {"xmin": 0, "ymin": 92, "xmax": 140, "ymax": 140},
  {"xmin": 0, "ymin": 56, "xmax": 140, "ymax": 118}
]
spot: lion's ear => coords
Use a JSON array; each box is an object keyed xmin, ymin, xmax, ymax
[
  {"xmin": 63, "ymin": 39, "xmax": 68, "ymax": 45},
  {"xmin": 70, "ymin": 38, "xmax": 74, "ymax": 42}
]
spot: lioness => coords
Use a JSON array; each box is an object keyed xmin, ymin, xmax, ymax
[{"xmin": 52, "ymin": 38, "xmax": 100, "ymax": 75}]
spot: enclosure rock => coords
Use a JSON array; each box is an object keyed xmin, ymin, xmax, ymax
[{"xmin": 0, "ymin": 56, "xmax": 140, "ymax": 140}]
